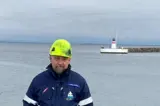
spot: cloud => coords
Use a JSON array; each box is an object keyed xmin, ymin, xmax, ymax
[{"xmin": 0, "ymin": 0, "xmax": 160, "ymax": 42}]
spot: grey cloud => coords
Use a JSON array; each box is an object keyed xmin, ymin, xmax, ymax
[{"xmin": 0, "ymin": 0, "xmax": 160, "ymax": 42}]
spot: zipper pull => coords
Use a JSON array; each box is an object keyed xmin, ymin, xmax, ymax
[
  {"xmin": 60, "ymin": 87, "xmax": 63, "ymax": 91},
  {"xmin": 52, "ymin": 87, "xmax": 55, "ymax": 90}
]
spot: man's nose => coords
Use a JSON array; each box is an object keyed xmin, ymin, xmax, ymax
[{"xmin": 57, "ymin": 59, "xmax": 64, "ymax": 64}]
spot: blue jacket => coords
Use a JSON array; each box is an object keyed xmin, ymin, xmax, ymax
[{"xmin": 23, "ymin": 64, "xmax": 93, "ymax": 106}]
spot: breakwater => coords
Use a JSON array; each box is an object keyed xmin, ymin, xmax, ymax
[{"xmin": 125, "ymin": 47, "xmax": 160, "ymax": 52}]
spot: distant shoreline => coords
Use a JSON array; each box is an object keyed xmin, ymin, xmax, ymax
[{"xmin": 0, "ymin": 41, "xmax": 160, "ymax": 48}]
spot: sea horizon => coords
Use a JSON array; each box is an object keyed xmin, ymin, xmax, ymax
[{"xmin": 0, "ymin": 41, "xmax": 160, "ymax": 47}]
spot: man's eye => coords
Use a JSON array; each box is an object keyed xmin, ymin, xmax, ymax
[{"xmin": 54, "ymin": 57, "xmax": 59, "ymax": 60}]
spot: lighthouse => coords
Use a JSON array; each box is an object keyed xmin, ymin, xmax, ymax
[
  {"xmin": 100, "ymin": 37, "xmax": 128, "ymax": 54},
  {"xmin": 111, "ymin": 38, "xmax": 117, "ymax": 49}
]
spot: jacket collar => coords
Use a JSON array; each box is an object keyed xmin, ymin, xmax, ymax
[{"xmin": 46, "ymin": 63, "xmax": 71, "ymax": 80}]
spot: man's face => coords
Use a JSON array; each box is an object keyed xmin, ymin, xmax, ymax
[{"xmin": 50, "ymin": 55, "xmax": 71, "ymax": 74}]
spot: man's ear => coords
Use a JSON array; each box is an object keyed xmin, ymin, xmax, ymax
[{"xmin": 68, "ymin": 57, "xmax": 71, "ymax": 62}]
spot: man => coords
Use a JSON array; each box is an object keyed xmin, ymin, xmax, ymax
[{"xmin": 23, "ymin": 39, "xmax": 93, "ymax": 106}]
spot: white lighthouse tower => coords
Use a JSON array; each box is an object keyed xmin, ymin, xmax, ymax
[{"xmin": 111, "ymin": 38, "xmax": 117, "ymax": 49}]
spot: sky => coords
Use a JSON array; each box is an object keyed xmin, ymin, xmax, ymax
[{"xmin": 0, "ymin": 0, "xmax": 160, "ymax": 44}]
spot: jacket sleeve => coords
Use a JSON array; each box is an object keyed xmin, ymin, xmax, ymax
[
  {"xmin": 23, "ymin": 78, "xmax": 39, "ymax": 106},
  {"xmin": 78, "ymin": 79, "xmax": 93, "ymax": 106}
]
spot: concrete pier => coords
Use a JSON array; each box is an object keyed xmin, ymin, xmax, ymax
[{"xmin": 125, "ymin": 47, "xmax": 160, "ymax": 53}]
